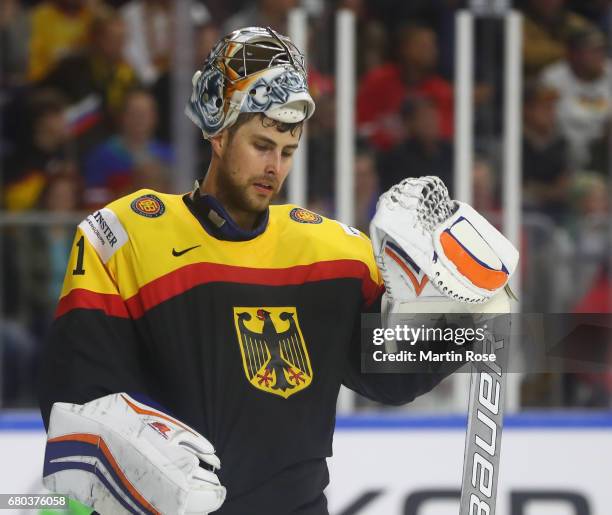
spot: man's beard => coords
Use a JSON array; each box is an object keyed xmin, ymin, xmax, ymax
[{"xmin": 216, "ymin": 159, "xmax": 277, "ymax": 216}]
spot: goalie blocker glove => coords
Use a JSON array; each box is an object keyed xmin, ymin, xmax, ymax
[
  {"xmin": 370, "ymin": 176, "xmax": 519, "ymax": 313},
  {"xmin": 43, "ymin": 393, "xmax": 226, "ymax": 515}
]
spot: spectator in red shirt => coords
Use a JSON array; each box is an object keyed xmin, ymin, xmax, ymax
[
  {"xmin": 377, "ymin": 95, "xmax": 453, "ymax": 192},
  {"xmin": 357, "ymin": 22, "xmax": 453, "ymax": 151}
]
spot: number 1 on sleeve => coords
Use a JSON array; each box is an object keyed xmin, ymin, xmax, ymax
[{"xmin": 72, "ymin": 235, "xmax": 86, "ymax": 276}]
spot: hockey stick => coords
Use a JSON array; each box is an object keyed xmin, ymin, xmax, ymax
[{"xmin": 459, "ymin": 311, "xmax": 510, "ymax": 514}]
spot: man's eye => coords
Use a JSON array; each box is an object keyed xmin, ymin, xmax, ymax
[
  {"xmin": 255, "ymin": 143, "xmax": 270, "ymax": 151},
  {"xmin": 282, "ymin": 151, "xmax": 294, "ymax": 158}
]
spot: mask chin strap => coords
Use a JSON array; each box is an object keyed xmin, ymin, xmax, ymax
[
  {"xmin": 190, "ymin": 180, "xmax": 201, "ymax": 201},
  {"xmin": 186, "ymin": 190, "xmax": 270, "ymax": 242}
]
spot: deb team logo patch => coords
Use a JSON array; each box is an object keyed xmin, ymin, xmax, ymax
[
  {"xmin": 233, "ymin": 307, "xmax": 313, "ymax": 399},
  {"xmin": 289, "ymin": 207, "xmax": 322, "ymax": 224},
  {"xmin": 131, "ymin": 194, "xmax": 165, "ymax": 218}
]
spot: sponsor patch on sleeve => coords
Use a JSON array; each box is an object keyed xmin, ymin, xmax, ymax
[{"xmin": 79, "ymin": 208, "xmax": 128, "ymax": 263}]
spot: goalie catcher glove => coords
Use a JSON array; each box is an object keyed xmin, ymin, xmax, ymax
[
  {"xmin": 43, "ymin": 393, "xmax": 226, "ymax": 515},
  {"xmin": 370, "ymin": 176, "xmax": 519, "ymax": 306}
]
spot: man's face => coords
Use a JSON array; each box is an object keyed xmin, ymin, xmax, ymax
[
  {"xmin": 581, "ymin": 184, "xmax": 609, "ymax": 215},
  {"xmin": 46, "ymin": 177, "xmax": 79, "ymax": 212},
  {"xmin": 214, "ymin": 116, "xmax": 300, "ymax": 214},
  {"xmin": 121, "ymin": 92, "xmax": 157, "ymax": 141},
  {"xmin": 405, "ymin": 101, "xmax": 440, "ymax": 143},
  {"xmin": 97, "ymin": 19, "xmax": 127, "ymax": 63},
  {"xmin": 570, "ymin": 45, "xmax": 606, "ymax": 79},
  {"xmin": 355, "ymin": 154, "xmax": 378, "ymax": 199},
  {"xmin": 55, "ymin": 0, "xmax": 83, "ymax": 12},
  {"xmin": 400, "ymin": 29, "xmax": 438, "ymax": 72},
  {"xmin": 36, "ymin": 110, "xmax": 69, "ymax": 149},
  {"xmin": 530, "ymin": 0, "xmax": 564, "ymax": 19},
  {"xmin": 524, "ymin": 98, "xmax": 557, "ymax": 133}
]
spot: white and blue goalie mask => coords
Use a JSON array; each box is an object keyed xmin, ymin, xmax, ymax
[{"xmin": 185, "ymin": 26, "xmax": 316, "ymax": 139}]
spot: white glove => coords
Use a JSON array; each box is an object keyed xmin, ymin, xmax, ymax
[
  {"xmin": 370, "ymin": 176, "xmax": 519, "ymax": 310},
  {"xmin": 43, "ymin": 393, "xmax": 226, "ymax": 515}
]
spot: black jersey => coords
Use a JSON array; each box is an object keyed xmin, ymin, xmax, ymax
[{"xmin": 39, "ymin": 189, "xmax": 445, "ymax": 515}]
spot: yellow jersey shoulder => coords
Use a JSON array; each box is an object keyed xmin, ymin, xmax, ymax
[
  {"xmin": 105, "ymin": 189, "xmax": 185, "ymax": 226},
  {"xmin": 77, "ymin": 189, "xmax": 186, "ymax": 265},
  {"xmin": 270, "ymin": 204, "xmax": 381, "ymax": 284}
]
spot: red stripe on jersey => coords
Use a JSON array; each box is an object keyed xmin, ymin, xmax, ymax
[
  {"xmin": 125, "ymin": 260, "xmax": 381, "ymax": 319},
  {"xmin": 55, "ymin": 261, "xmax": 382, "ymax": 320},
  {"xmin": 55, "ymin": 288, "xmax": 130, "ymax": 319}
]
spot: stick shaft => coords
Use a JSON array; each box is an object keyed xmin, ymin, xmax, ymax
[{"xmin": 460, "ymin": 318, "xmax": 509, "ymax": 515}]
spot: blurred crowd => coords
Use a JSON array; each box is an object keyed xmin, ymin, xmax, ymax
[{"xmin": 0, "ymin": 0, "xmax": 611, "ymax": 407}]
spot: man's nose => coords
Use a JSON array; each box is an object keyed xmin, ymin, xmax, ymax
[{"xmin": 264, "ymin": 150, "xmax": 282, "ymax": 174}]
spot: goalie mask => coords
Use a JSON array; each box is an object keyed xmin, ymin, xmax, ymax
[{"xmin": 186, "ymin": 26, "xmax": 316, "ymax": 139}]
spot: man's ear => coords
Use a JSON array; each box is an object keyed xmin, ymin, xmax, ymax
[{"xmin": 209, "ymin": 131, "xmax": 228, "ymax": 158}]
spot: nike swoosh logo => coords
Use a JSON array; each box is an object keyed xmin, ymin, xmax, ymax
[{"xmin": 172, "ymin": 245, "xmax": 201, "ymax": 257}]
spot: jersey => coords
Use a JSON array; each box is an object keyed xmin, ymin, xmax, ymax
[
  {"xmin": 39, "ymin": 188, "xmax": 446, "ymax": 515},
  {"xmin": 540, "ymin": 60, "xmax": 612, "ymax": 168}
]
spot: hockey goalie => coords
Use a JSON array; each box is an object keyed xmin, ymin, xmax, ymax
[{"xmin": 41, "ymin": 174, "xmax": 517, "ymax": 515}]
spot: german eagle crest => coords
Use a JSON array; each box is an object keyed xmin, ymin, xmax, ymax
[{"xmin": 233, "ymin": 307, "xmax": 313, "ymax": 398}]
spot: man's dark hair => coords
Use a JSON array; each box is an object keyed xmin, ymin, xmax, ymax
[
  {"xmin": 90, "ymin": 5, "xmax": 122, "ymax": 41},
  {"xmin": 355, "ymin": 138, "xmax": 377, "ymax": 161},
  {"xmin": 567, "ymin": 27, "xmax": 606, "ymax": 51},
  {"xmin": 394, "ymin": 21, "xmax": 434, "ymax": 48},
  {"xmin": 119, "ymin": 87, "xmax": 156, "ymax": 112},
  {"xmin": 27, "ymin": 88, "xmax": 68, "ymax": 128},
  {"xmin": 227, "ymin": 112, "xmax": 304, "ymax": 139}
]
